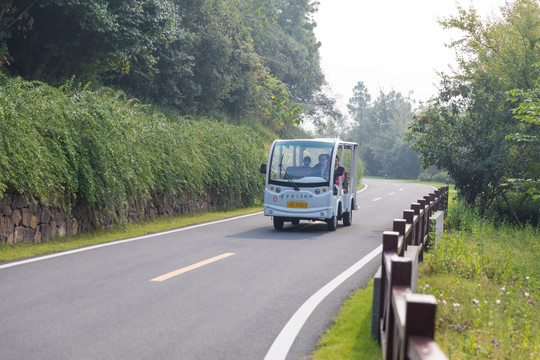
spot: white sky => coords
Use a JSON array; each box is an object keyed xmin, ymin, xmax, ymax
[{"xmin": 313, "ymin": 0, "xmax": 509, "ymax": 112}]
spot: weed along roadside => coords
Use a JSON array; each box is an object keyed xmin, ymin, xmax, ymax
[
  {"xmin": 310, "ymin": 186, "xmax": 539, "ymax": 360},
  {"xmin": 415, "ymin": 205, "xmax": 539, "ymax": 359}
]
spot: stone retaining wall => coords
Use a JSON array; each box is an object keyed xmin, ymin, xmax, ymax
[{"xmin": 0, "ymin": 190, "xmax": 233, "ymax": 244}]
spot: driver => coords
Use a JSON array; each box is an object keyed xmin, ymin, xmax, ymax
[{"xmin": 312, "ymin": 154, "xmax": 330, "ymax": 179}]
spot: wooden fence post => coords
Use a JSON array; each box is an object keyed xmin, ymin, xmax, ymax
[
  {"xmin": 411, "ymin": 203, "xmax": 421, "ymax": 245},
  {"xmin": 405, "ymin": 293, "xmax": 446, "ymax": 360},
  {"xmin": 403, "ymin": 210, "xmax": 415, "ymax": 246},
  {"xmin": 434, "ymin": 190, "xmax": 441, "ymax": 211},
  {"xmin": 380, "ymin": 231, "xmax": 400, "ymax": 332},
  {"xmin": 393, "ymin": 219, "xmax": 407, "ymax": 256},
  {"xmin": 385, "ymin": 256, "xmax": 412, "ymax": 360}
]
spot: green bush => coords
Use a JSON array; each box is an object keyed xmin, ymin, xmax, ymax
[
  {"xmin": 419, "ymin": 170, "xmax": 450, "ymax": 183},
  {"xmin": 0, "ymin": 74, "xmax": 271, "ymax": 222},
  {"xmin": 486, "ymin": 191, "xmax": 540, "ymax": 227}
]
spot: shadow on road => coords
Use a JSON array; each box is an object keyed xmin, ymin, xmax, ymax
[{"xmin": 226, "ymin": 221, "xmax": 337, "ymax": 240}]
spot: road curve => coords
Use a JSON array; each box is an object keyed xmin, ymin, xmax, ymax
[{"xmin": 0, "ymin": 179, "xmax": 435, "ymax": 360}]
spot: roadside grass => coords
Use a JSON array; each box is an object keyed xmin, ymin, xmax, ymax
[
  {"xmin": 417, "ymin": 214, "xmax": 540, "ymax": 359},
  {"xmin": 310, "ymin": 182, "xmax": 539, "ymax": 360},
  {"xmin": 0, "ymin": 205, "xmax": 262, "ymax": 263},
  {"xmin": 309, "ymin": 279, "xmax": 381, "ymax": 360}
]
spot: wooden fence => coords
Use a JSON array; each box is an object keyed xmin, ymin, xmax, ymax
[{"xmin": 374, "ymin": 186, "xmax": 449, "ymax": 360}]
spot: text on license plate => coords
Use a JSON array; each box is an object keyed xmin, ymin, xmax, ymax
[{"xmin": 287, "ymin": 201, "xmax": 308, "ymax": 209}]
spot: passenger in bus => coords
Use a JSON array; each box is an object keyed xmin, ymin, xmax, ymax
[
  {"xmin": 302, "ymin": 156, "xmax": 312, "ymax": 176},
  {"xmin": 334, "ymin": 155, "xmax": 347, "ymax": 193},
  {"xmin": 312, "ymin": 154, "xmax": 330, "ymax": 179},
  {"xmin": 335, "ymin": 156, "xmax": 346, "ymax": 185}
]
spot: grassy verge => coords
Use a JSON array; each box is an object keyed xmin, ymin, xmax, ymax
[
  {"xmin": 417, "ymin": 210, "xmax": 539, "ymax": 359},
  {"xmin": 0, "ymin": 205, "xmax": 262, "ymax": 263},
  {"xmin": 308, "ymin": 279, "xmax": 382, "ymax": 360},
  {"xmin": 310, "ymin": 182, "xmax": 538, "ymax": 359}
]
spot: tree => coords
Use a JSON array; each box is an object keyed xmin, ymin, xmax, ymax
[
  {"xmin": 2, "ymin": 0, "xmax": 326, "ymax": 130},
  {"xmin": 407, "ymin": 0, "xmax": 540, "ymax": 212},
  {"xmin": 347, "ymin": 81, "xmax": 371, "ymax": 145},
  {"xmin": 5, "ymin": 0, "xmax": 179, "ymax": 82},
  {"xmin": 505, "ymin": 78, "xmax": 540, "ymax": 201},
  {"xmin": 305, "ymin": 86, "xmax": 347, "ymax": 137},
  {"xmin": 347, "ymin": 86, "xmax": 419, "ymax": 178},
  {"xmin": 252, "ymin": 0, "xmax": 324, "ymax": 104}
]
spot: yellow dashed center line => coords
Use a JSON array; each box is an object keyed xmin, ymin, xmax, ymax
[{"xmin": 151, "ymin": 252, "xmax": 235, "ymax": 282}]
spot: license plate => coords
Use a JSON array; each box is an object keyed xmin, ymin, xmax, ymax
[{"xmin": 287, "ymin": 201, "xmax": 308, "ymax": 209}]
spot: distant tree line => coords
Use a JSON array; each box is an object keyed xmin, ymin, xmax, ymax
[
  {"xmin": 346, "ymin": 83, "xmax": 421, "ymax": 179},
  {"xmin": 312, "ymin": 81, "xmax": 425, "ymax": 180},
  {"xmin": 0, "ymin": 0, "xmax": 325, "ymax": 128}
]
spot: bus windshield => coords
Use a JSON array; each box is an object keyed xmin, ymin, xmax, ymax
[{"xmin": 269, "ymin": 140, "xmax": 334, "ymax": 186}]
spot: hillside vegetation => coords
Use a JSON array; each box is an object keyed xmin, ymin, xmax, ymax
[
  {"xmin": 0, "ymin": 73, "xmax": 272, "ymax": 222},
  {"xmin": 1, "ymin": 1, "xmax": 327, "ymax": 226}
]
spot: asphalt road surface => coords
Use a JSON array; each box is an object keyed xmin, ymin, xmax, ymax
[{"xmin": 0, "ymin": 179, "xmax": 436, "ymax": 360}]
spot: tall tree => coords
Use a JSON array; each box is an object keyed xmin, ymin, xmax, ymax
[
  {"xmin": 2, "ymin": 0, "xmax": 326, "ymax": 129},
  {"xmin": 5, "ymin": 0, "xmax": 179, "ymax": 82},
  {"xmin": 252, "ymin": 0, "xmax": 324, "ymax": 104},
  {"xmin": 347, "ymin": 81, "xmax": 371, "ymax": 145},
  {"xmin": 406, "ymin": 0, "xmax": 540, "ymax": 210}
]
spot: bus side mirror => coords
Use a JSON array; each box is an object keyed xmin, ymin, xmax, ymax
[
  {"xmin": 260, "ymin": 164, "xmax": 267, "ymax": 174},
  {"xmin": 334, "ymin": 166, "xmax": 344, "ymax": 177}
]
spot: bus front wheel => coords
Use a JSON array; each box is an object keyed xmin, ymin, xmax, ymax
[
  {"xmin": 273, "ymin": 217, "xmax": 284, "ymax": 230},
  {"xmin": 327, "ymin": 216, "xmax": 337, "ymax": 231}
]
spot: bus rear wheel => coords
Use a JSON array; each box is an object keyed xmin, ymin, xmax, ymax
[{"xmin": 343, "ymin": 211, "xmax": 352, "ymax": 226}]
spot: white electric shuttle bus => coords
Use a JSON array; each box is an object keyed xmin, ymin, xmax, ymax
[{"xmin": 260, "ymin": 139, "xmax": 359, "ymax": 231}]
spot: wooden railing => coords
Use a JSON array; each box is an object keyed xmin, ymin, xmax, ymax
[{"xmin": 375, "ymin": 186, "xmax": 449, "ymax": 360}]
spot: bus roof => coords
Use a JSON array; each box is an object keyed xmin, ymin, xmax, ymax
[{"xmin": 273, "ymin": 138, "xmax": 358, "ymax": 147}]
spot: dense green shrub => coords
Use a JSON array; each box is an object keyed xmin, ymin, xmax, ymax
[
  {"xmin": 0, "ymin": 74, "xmax": 271, "ymax": 222},
  {"xmin": 487, "ymin": 192, "xmax": 540, "ymax": 227},
  {"xmin": 419, "ymin": 169, "xmax": 451, "ymax": 183}
]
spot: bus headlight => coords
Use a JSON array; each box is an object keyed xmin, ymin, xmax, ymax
[
  {"xmin": 315, "ymin": 189, "xmax": 321, "ymax": 194},
  {"xmin": 276, "ymin": 187, "xmax": 281, "ymax": 193}
]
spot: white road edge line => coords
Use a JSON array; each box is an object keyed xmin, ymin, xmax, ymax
[
  {"xmin": 0, "ymin": 212, "xmax": 262, "ymax": 270},
  {"xmin": 263, "ymin": 244, "xmax": 382, "ymax": 360}
]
